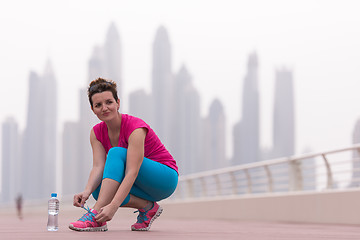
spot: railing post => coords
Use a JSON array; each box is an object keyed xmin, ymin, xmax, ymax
[
  {"xmin": 215, "ymin": 175, "xmax": 221, "ymax": 196},
  {"xmin": 173, "ymin": 184, "xmax": 181, "ymax": 200},
  {"xmin": 322, "ymin": 154, "xmax": 334, "ymax": 189},
  {"xmin": 264, "ymin": 165, "xmax": 273, "ymax": 192},
  {"xmin": 229, "ymin": 171, "xmax": 238, "ymax": 195},
  {"xmin": 186, "ymin": 179, "xmax": 194, "ymax": 198},
  {"xmin": 244, "ymin": 169, "xmax": 252, "ymax": 193},
  {"xmin": 289, "ymin": 159, "xmax": 302, "ymax": 191},
  {"xmin": 200, "ymin": 177, "xmax": 207, "ymax": 197}
]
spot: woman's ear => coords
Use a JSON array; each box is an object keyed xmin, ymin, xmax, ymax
[{"xmin": 117, "ymin": 99, "xmax": 120, "ymax": 110}]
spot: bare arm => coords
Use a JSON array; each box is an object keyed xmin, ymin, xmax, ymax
[{"xmin": 73, "ymin": 129, "xmax": 106, "ymax": 207}]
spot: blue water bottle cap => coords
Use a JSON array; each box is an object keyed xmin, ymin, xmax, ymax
[{"xmin": 51, "ymin": 193, "xmax": 57, "ymax": 198}]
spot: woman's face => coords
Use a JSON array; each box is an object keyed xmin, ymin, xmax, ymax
[{"xmin": 91, "ymin": 91, "xmax": 120, "ymax": 121}]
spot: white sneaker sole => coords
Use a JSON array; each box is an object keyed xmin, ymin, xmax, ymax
[{"xmin": 69, "ymin": 224, "xmax": 108, "ymax": 232}]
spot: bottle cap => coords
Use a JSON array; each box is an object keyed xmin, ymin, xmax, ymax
[{"xmin": 51, "ymin": 193, "xmax": 57, "ymax": 198}]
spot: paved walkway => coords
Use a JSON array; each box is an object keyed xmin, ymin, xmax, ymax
[{"xmin": 1, "ymin": 205, "xmax": 360, "ymax": 239}]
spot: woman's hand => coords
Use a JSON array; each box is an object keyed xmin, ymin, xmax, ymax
[
  {"xmin": 73, "ymin": 191, "xmax": 91, "ymax": 207},
  {"xmin": 95, "ymin": 203, "xmax": 119, "ymax": 222}
]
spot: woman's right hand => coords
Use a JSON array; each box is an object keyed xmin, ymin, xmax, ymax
[{"xmin": 73, "ymin": 191, "xmax": 90, "ymax": 207}]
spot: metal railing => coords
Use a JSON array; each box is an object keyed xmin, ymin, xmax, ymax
[{"xmin": 171, "ymin": 144, "xmax": 360, "ymax": 200}]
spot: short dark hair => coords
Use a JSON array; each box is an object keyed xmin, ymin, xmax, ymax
[{"xmin": 88, "ymin": 77, "xmax": 118, "ymax": 107}]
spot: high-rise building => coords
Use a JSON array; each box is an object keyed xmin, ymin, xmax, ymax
[
  {"xmin": 62, "ymin": 86, "xmax": 95, "ymax": 195},
  {"xmin": 205, "ymin": 99, "xmax": 226, "ymax": 170},
  {"xmin": 233, "ymin": 52, "xmax": 260, "ymax": 165},
  {"xmin": 151, "ymin": 26, "xmax": 174, "ymax": 145},
  {"xmin": 78, "ymin": 46, "xmax": 104, "ymax": 184},
  {"xmin": 272, "ymin": 68, "xmax": 295, "ymax": 158},
  {"xmin": 104, "ymin": 22, "xmax": 122, "ymax": 99},
  {"xmin": 62, "ymin": 23, "xmax": 122, "ymax": 194},
  {"xmin": 88, "ymin": 22, "xmax": 122, "ymax": 87},
  {"xmin": 62, "ymin": 122, "xmax": 81, "ymax": 195},
  {"xmin": 1, "ymin": 117, "xmax": 20, "ymax": 202},
  {"xmin": 88, "ymin": 46, "xmax": 105, "ymax": 82},
  {"xmin": 22, "ymin": 71, "xmax": 42, "ymax": 199},
  {"xmin": 172, "ymin": 65, "xmax": 201, "ymax": 174},
  {"xmin": 129, "ymin": 89, "xmax": 153, "ymax": 125},
  {"xmin": 62, "ymin": 49, "xmax": 103, "ymax": 196},
  {"xmin": 22, "ymin": 60, "xmax": 57, "ymax": 199},
  {"xmin": 42, "ymin": 61, "xmax": 58, "ymax": 196}
]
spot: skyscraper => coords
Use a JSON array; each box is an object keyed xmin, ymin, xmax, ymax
[
  {"xmin": 104, "ymin": 22, "xmax": 122, "ymax": 99},
  {"xmin": 151, "ymin": 26, "xmax": 174, "ymax": 145},
  {"xmin": 1, "ymin": 117, "xmax": 19, "ymax": 202},
  {"xmin": 172, "ymin": 65, "xmax": 201, "ymax": 174},
  {"xmin": 42, "ymin": 61, "xmax": 58, "ymax": 196},
  {"xmin": 88, "ymin": 46, "xmax": 105, "ymax": 82},
  {"xmin": 205, "ymin": 99, "xmax": 226, "ymax": 170},
  {"xmin": 79, "ymin": 46, "xmax": 104, "ymax": 181},
  {"xmin": 62, "ymin": 23, "xmax": 122, "ymax": 194},
  {"xmin": 272, "ymin": 68, "xmax": 295, "ymax": 158},
  {"xmin": 22, "ymin": 60, "xmax": 57, "ymax": 199},
  {"xmin": 129, "ymin": 89, "xmax": 153, "ymax": 125},
  {"xmin": 62, "ymin": 48, "xmax": 103, "ymax": 196},
  {"xmin": 62, "ymin": 122, "xmax": 81, "ymax": 195},
  {"xmin": 233, "ymin": 52, "xmax": 260, "ymax": 165},
  {"xmin": 22, "ymin": 71, "xmax": 42, "ymax": 199}
]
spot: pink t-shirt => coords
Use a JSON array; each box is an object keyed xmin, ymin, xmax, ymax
[{"xmin": 93, "ymin": 114, "xmax": 178, "ymax": 173}]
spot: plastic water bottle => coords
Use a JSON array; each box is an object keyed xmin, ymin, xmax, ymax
[{"xmin": 47, "ymin": 193, "xmax": 59, "ymax": 231}]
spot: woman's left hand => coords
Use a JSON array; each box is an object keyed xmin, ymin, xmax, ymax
[{"xmin": 95, "ymin": 203, "xmax": 119, "ymax": 223}]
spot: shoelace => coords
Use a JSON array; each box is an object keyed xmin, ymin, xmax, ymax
[
  {"xmin": 78, "ymin": 205, "xmax": 96, "ymax": 222},
  {"xmin": 133, "ymin": 209, "xmax": 149, "ymax": 223}
]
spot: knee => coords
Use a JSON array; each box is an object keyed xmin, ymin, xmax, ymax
[
  {"xmin": 107, "ymin": 147, "xmax": 127, "ymax": 163},
  {"xmin": 103, "ymin": 147, "xmax": 127, "ymax": 182}
]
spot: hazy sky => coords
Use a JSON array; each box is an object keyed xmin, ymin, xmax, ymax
[{"xmin": 1, "ymin": 0, "xmax": 360, "ymax": 159}]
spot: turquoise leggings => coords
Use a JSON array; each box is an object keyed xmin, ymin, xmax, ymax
[{"xmin": 92, "ymin": 147, "xmax": 178, "ymax": 206}]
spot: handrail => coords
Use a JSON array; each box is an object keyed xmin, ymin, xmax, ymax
[{"xmin": 171, "ymin": 143, "xmax": 360, "ymax": 200}]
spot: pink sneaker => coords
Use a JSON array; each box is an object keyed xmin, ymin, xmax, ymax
[
  {"xmin": 69, "ymin": 206, "xmax": 107, "ymax": 232},
  {"xmin": 131, "ymin": 202, "xmax": 163, "ymax": 231}
]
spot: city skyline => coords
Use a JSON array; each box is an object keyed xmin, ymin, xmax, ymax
[
  {"xmin": 1, "ymin": 1, "xmax": 360, "ymax": 191},
  {"xmin": 1, "ymin": 23, "xmax": 298, "ymax": 200},
  {"xmin": 1, "ymin": 1, "xmax": 359, "ymax": 157}
]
